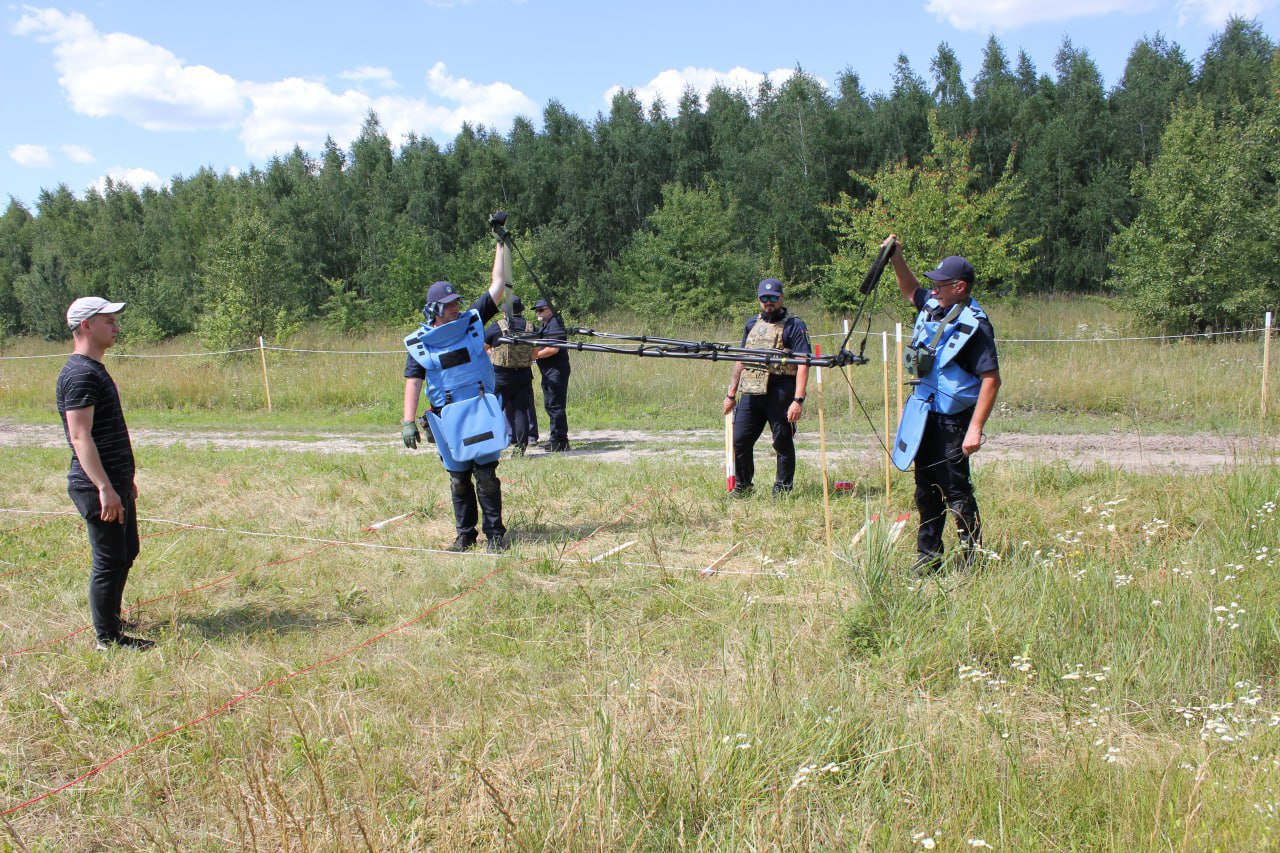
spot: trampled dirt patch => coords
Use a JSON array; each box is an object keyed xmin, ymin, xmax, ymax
[{"xmin": 5, "ymin": 420, "xmax": 1277, "ymax": 473}]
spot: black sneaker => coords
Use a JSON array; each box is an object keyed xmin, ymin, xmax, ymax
[
  {"xmin": 96, "ymin": 634, "xmax": 156, "ymax": 651},
  {"xmin": 485, "ymin": 535, "xmax": 509, "ymax": 553},
  {"xmin": 549, "ymin": 440, "xmax": 571, "ymax": 452},
  {"xmin": 772, "ymin": 485, "xmax": 794, "ymax": 499},
  {"xmin": 910, "ymin": 554, "xmax": 943, "ymax": 576},
  {"xmin": 730, "ymin": 484, "xmax": 754, "ymax": 499},
  {"xmin": 447, "ymin": 534, "xmax": 478, "ymax": 552}
]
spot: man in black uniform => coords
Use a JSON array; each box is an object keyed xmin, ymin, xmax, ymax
[
  {"xmin": 57, "ymin": 297, "xmax": 155, "ymax": 650},
  {"xmin": 721, "ymin": 278, "xmax": 811, "ymax": 497},
  {"xmin": 531, "ymin": 298, "xmax": 571, "ymax": 452},
  {"xmin": 884, "ymin": 235, "xmax": 1001, "ymax": 573},
  {"xmin": 485, "ymin": 296, "xmax": 536, "ymax": 455}
]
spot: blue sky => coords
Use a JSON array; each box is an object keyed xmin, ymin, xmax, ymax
[{"xmin": 3, "ymin": 0, "xmax": 1277, "ymax": 210}]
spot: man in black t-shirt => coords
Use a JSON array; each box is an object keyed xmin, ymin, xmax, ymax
[
  {"xmin": 56, "ymin": 297, "xmax": 154, "ymax": 651},
  {"xmin": 531, "ymin": 298, "xmax": 572, "ymax": 452},
  {"xmin": 884, "ymin": 236, "xmax": 1002, "ymax": 574}
]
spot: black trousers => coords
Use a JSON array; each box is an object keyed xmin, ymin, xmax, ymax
[
  {"xmin": 732, "ymin": 381, "xmax": 797, "ymax": 492},
  {"xmin": 914, "ymin": 409, "xmax": 981, "ymax": 559},
  {"xmin": 69, "ymin": 487, "xmax": 139, "ymax": 642},
  {"xmin": 539, "ymin": 365, "xmax": 570, "ymax": 444},
  {"xmin": 496, "ymin": 376, "xmax": 534, "ymax": 448},
  {"xmin": 449, "ymin": 461, "xmax": 505, "ymax": 540}
]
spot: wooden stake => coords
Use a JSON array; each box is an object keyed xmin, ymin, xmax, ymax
[
  {"xmin": 700, "ymin": 542, "xmax": 742, "ymax": 577},
  {"xmin": 258, "ymin": 335, "xmax": 273, "ymax": 413},
  {"xmin": 882, "ymin": 332, "xmax": 890, "ymax": 506},
  {"xmin": 816, "ymin": 344, "xmax": 833, "ymax": 554}
]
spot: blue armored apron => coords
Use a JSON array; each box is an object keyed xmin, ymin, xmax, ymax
[{"xmin": 405, "ymin": 310, "xmax": 509, "ymax": 470}]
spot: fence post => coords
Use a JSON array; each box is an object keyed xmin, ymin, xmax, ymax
[
  {"xmin": 258, "ymin": 336, "xmax": 273, "ymax": 413},
  {"xmin": 1263, "ymin": 311, "xmax": 1273, "ymax": 428}
]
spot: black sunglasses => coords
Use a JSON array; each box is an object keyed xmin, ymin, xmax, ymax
[{"xmin": 759, "ymin": 294, "xmax": 780, "ymax": 303}]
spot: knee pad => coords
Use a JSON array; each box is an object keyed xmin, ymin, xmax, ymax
[
  {"xmin": 474, "ymin": 463, "xmax": 501, "ymax": 495},
  {"xmin": 449, "ymin": 472, "xmax": 472, "ymax": 497}
]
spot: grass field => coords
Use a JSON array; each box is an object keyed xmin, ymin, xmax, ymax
[{"xmin": 1, "ymin": 296, "xmax": 1278, "ymax": 849}]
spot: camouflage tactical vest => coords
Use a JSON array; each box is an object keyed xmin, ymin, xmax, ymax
[
  {"xmin": 738, "ymin": 317, "xmax": 797, "ymax": 395},
  {"xmin": 489, "ymin": 316, "xmax": 534, "ymax": 369}
]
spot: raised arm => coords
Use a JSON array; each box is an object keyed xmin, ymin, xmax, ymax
[
  {"xmin": 488, "ymin": 242, "xmax": 511, "ymax": 307},
  {"xmin": 883, "ymin": 234, "xmax": 921, "ymax": 303}
]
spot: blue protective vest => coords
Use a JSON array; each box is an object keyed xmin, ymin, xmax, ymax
[
  {"xmin": 891, "ymin": 296, "xmax": 987, "ymax": 471},
  {"xmin": 405, "ymin": 309, "xmax": 507, "ymax": 470},
  {"xmin": 907, "ymin": 296, "xmax": 987, "ymax": 415},
  {"xmin": 405, "ymin": 309, "xmax": 495, "ymax": 408}
]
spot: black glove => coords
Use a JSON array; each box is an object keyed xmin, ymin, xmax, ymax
[
  {"xmin": 489, "ymin": 210, "xmax": 510, "ymax": 244},
  {"xmin": 401, "ymin": 420, "xmax": 420, "ymax": 449}
]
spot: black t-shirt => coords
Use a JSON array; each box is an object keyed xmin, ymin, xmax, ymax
[
  {"xmin": 535, "ymin": 313, "xmax": 570, "ymax": 372},
  {"xmin": 912, "ymin": 289, "xmax": 999, "ymax": 377},
  {"xmin": 56, "ymin": 353, "xmax": 135, "ymax": 492},
  {"xmin": 404, "ymin": 292, "xmax": 499, "ymax": 380}
]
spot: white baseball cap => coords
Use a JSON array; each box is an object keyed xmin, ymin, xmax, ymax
[{"xmin": 66, "ymin": 297, "xmax": 127, "ymax": 329}]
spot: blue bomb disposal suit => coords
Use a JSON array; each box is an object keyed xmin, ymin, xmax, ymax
[
  {"xmin": 403, "ymin": 271, "xmax": 512, "ymax": 552},
  {"xmin": 723, "ymin": 278, "xmax": 811, "ymax": 497},
  {"xmin": 886, "ymin": 247, "xmax": 1001, "ymax": 574}
]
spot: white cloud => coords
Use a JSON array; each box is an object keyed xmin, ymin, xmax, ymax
[
  {"xmin": 239, "ymin": 63, "xmax": 536, "ymax": 159},
  {"xmin": 604, "ymin": 66, "xmax": 801, "ymax": 111},
  {"xmin": 61, "ymin": 143, "xmax": 95, "ymax": 164},
  {"xmin": 10, "ymin": 144, "xmax": 52, "ymax": 167},
  {"xmin": 424, "ymin": 62, "xmax": 538, "ymax": 132},
  {"xmin": 90, "ymin": 167, "xmax": 164, "ymax": 195},
  {"xmin": 1176, "ymin": 0, "xmax": 1277, "ymax": 26},
  {"xmin": 14, "ymin": 7, "xmax": 244, "ymax": 131},
  {"xmin": 15, "ymin": 9, "xmax": 538, "ymax": 163},
  {"xmin": 924, "ymin": 0, "xmax": 1159, "ymax": 31},
  {"xmin": 338, "ymin": 65, "xmax": 399, "ymax": 89}
]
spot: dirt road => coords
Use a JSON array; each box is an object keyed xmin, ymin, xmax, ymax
[{"xmin": 5, "ymin": 421, "xmax": 1276, "ymax": 473}]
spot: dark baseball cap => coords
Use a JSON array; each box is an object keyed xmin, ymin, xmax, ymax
[
  {"xmin": 511, "ymin": 295, "xmax": 524, "ymax": 312},
  {"xmin": 425, "ymin": 281, "xmax": 461, "ymax": 304},
  {"xmin": 922, "ymin": 256, "xmax": 975, "ymax": 284},
  {"xmin": 757, "ymin": 278, "xmax": 783, "ymax": 298},
  {"xmin": 532, "ymin": 298, "xmax": 551, "ymax": 310}
]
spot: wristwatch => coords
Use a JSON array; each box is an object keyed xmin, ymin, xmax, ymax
[{"xmin": 793, "ymin": 397, "xmax": 805, "ymax": 404}]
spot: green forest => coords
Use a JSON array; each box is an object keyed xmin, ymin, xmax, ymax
[{"xmin": 1, "ymin": 20, "xmax": 1276, "ymax": 347}]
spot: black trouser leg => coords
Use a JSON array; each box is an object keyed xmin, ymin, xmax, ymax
[
  {"xmin": 473, "ymin": 461, "xmax": 506, "ymax": 538},
  {"xmin": 69, "ymin": 487, "xmax": 139, "ymax": 642},
  {"xmin": 448, "ymin": 471, "xmax": 479, "ymax": 540},
  {"xmin": 732, "ymin": 395, "xmax": 768, "ymax": 490},
  {"xmin": 766, "ymin": 382, "xmax": 797, "ymax": 492},
  {"xmin": 499, "ymin": 382, "xmax": 532, "ymax": 448},
  {"xmin": 541, "ymin": 367, "xmax": 570, "ymax": 444},
  {"xmin": 914, "ymin": 411, "xmax": 978, "ymax": 558}
]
